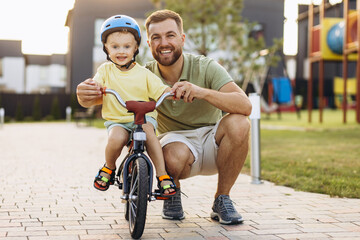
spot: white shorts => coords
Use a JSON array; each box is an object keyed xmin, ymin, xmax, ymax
[{"xmin": 158, "ymin": 120, "xmax": 221, "ymax": 178}]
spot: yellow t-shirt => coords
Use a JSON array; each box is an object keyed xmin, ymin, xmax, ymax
[{"xmin": 93, "ymin": 62, "xmax": 168, "ymax": 123}]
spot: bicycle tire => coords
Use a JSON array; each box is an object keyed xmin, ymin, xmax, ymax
[
  {"xmin": 124, "ymin": 200, "xmax": 130, "ymax": 221},
  {"xmin": 128, "ymin": 157, "xmax": 148, "ymax": 239}
]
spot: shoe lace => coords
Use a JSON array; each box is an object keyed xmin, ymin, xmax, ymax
[
  {"xmin": 164, "ymin": 191, "xmax": 182, "ymax": 209},
  {"xmin": 219, "ymin": 196, "xmax": 237, "ymax": 214}
]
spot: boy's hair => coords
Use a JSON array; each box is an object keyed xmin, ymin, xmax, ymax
[
  {"xmin": 104, "ymin": 28, "xmax": 140, "ymax": 46},
  {"xmin": 145, "ymin": 9, "xmax": 183, "ymax": 35}
]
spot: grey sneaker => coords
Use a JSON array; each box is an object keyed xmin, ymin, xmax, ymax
[
  {"xmin": 162, "ymin": 188, "xmax": 185, "ymax": 220},
  {"xmin": 210, "ymin": 195, "xmax": 243, "ymax": 225}
]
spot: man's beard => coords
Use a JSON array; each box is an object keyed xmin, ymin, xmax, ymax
[{"xmin": 153, "ymin": 47, "xmax": 182, "ymax": 66}]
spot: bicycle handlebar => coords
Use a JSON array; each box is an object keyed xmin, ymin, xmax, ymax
[{"xmin": 103, "ymin": 88, "xmax": 174, "ymax": 109}]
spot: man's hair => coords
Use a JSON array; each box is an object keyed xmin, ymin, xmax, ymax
[{"xmin": 145, "ymin": 9, "xmax": 183, "ymax": 35}]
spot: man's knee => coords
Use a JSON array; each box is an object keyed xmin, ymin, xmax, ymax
[
  {"xmin": 217, "ymin": 114, "xmax": 250, "ymax": 144},
  {"xmin": 162, "ymin": 142, "xmax": 193, "ymax": 175}
]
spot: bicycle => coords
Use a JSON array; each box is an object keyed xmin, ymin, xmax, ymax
[{"xmin": 102, "ymin": 87, "xmax": 174, "ymax": 239}]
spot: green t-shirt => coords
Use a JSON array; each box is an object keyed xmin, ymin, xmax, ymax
[{"xmin": 146, "ymin": 53, "xmax": 233, "ymax": 134}]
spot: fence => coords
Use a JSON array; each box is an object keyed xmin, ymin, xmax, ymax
[{"xmin": 0, "ymin": 93, "xmax": 82, "ymax": 120}]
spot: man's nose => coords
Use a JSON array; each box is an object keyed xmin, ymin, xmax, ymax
[{"xmin": 159, "ymin": 36, "xmax": 169, "ymax": 46}]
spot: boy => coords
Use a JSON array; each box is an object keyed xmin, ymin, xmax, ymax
[{"xmin": 91, "ymin": 15, "xmax": 176, "ymax": 197}]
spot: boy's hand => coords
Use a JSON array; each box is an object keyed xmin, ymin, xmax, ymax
[
  {"xmin": 76, "ymin": 79, "xmax": 103, "ymax": 107},
  {"xmin": 77, "ymin": 79, "xmax": 102, "ymax": 100}
]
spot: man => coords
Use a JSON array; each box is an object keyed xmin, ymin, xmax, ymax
[{"xmin": 77, "ymin": 9, "xmax": 251, "ymax": 225}]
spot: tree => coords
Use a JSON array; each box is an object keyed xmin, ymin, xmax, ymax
[{"xmin": 150, "ymin": 0, "xmax": 282, "ymax": 92}]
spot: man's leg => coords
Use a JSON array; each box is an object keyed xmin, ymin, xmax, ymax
[
  {"xmin": 214, "ymin": 114, "xmax": 250, "ymax": 197},
  {"xmin": 211, "ymin": 114, "xmax": 250, "ymax": 224},
  {"xmin": 162, "ymin": 142, "xmax": 195, "ymax": 187}
]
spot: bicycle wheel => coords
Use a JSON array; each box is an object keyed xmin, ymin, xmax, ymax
[{"xmin": 128, "ymin": 157, "xmax": 149, "ymax": 239}]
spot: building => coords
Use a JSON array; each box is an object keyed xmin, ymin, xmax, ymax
[
  {"xmin": 0, "ymin": 40, "xmax": 25, "ymax": 93},
  {"xmin": 0, "ymin": 40, "xmax": 66, "ymax": 94}
]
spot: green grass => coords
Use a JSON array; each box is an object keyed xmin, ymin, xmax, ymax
[
  {"xmin": 261, "ymin": 108, "xmax": 359, "ymax": 129},
  {"xmin": 243, "ymin": 109, "xmax": 360, "ymax": 198}
]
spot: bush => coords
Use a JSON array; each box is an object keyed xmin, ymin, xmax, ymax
[
  {"xmin": 44, "ymin": 115, "xmax": 55, "ymax": 121},
  {"xmin": 32, "ymin": 95, "xmax": 42, "ymax": 121},
  {"xmin": 15, "ymin": 102, "xmax": 24, "ymax": 121},
  {"xmin": 50, "ymin": 97, "xmax": 61, "ymax": 120},
  {"xmin": 24, "ymin": 116, "xmax": 34, "ymax": 122}
]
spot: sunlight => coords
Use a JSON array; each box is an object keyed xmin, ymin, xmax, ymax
[
  {"xmin": 0, "ymin": 0, "xmax": 75, "ymax": 55},
  {"xmin": 283, "ymin": 0, "xmax": 299, "ymax": 55}
]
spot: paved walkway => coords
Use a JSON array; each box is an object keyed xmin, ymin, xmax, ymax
[{"xmin": 0, "ymin": 122, "xmax": 360, "ymax": 240}]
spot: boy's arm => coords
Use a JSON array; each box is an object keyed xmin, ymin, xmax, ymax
[{"xmin": 76, "ymin": 78, "xmax": 103, "ymax": 108}]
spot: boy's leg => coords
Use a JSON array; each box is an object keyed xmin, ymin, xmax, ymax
[
  {"xmin": 96, "ymin": 126, "xmax": 128, "ymax": 187},
  {"xmin": 143, "ymin": 123, "xmax": 175, "ymax": 195}
]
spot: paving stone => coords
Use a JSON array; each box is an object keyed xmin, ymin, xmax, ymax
[{"xmin": 1, "ymin": 122, "xmax": 360, "ymax": 239}]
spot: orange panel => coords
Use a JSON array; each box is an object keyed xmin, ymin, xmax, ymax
[{"xmin": 312, "ymin": 26, "xmax": 321, "ymax": 54}]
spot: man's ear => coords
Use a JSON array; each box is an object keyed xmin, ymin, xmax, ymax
[
  {"xmin": 181, "ymin": 33, "xmax": 186, "ymax": 46},
  {"xmin": 147, "ymin": 40, "xmax": 150, "ymax": 47}
]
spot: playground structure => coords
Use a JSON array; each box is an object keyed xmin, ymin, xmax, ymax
[{"xmin": 308, "ymin": 0, "xmax": 360, "ymax": 123}]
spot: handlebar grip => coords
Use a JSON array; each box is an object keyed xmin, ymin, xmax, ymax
[{"xmin": 101, "ymin": 87, "xmax": 107, "ymax": 96}]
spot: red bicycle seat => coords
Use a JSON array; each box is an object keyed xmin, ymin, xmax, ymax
[{"xmin": 126, "ymin": 101, "xmax": 156, "ymax": 125}]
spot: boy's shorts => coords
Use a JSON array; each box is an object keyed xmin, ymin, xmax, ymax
[
  {"xmin": 104, "ymin": 116, "xmax": 157, "ymax": 134},
  {"xmin": 157, "ymin": 120, "xmax": 221, "ymax": 178}
]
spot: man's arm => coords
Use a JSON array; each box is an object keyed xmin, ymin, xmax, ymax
[
  {"xmin": 76, "ymin": 78, "xmax": 103, "ymax": 108},
  {"xmin": 172, "ymin": 81, "xmax": 252, "ymax": 116}
]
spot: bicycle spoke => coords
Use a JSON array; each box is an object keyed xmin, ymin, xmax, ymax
[
  {"xmin": 129, "ymin": 174, "xmax": 139, "ymax": 196},
  {"xmin": 130, "ymin": 200, "xmax": 137, "ymax": 212}
]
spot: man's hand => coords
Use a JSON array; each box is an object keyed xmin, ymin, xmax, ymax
[
  {"xmin": 76, "ymin": 78, "xmax": 103, "ymax": 107},
  {"xmin": 171, "ymin": 81, "xmax": 251, "ymax": 115},
  {"xmin": 172, "ymin": 81, "xmax": 205, "ymax": 103}
]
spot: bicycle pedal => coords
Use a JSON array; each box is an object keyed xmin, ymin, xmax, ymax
[
  {"xmin": 155, "ymin": 196, "xmax": 170, "ymax": 200},
  {"xmin": 153, "ymin": 190, "xmax": 171, "ymax": 200}
]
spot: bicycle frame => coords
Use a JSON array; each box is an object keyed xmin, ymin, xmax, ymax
[{"xmin": 103, "ymin": 88, "xmax": 173, "ymax": 201}]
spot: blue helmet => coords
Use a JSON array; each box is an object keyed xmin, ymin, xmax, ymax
[{"xmin": 100, "ymin": 15, "xmax": 141, "ymax": 45}]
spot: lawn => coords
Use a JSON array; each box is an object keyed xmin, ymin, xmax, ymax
[{"xmin": 243, "ymin": 109, "xmax": 360, "ymax": 198}]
